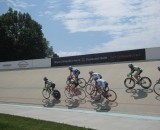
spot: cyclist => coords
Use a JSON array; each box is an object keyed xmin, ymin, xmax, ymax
[
  {"xmin": 43, "ymin": 77, "xmax": 55, "ymax": 92},
  {"xmin": 88, "ymin": 71, "xmax": 102, "ymax": 83},
  {"xmin": 68, "ymin": 66, "xmax": 80, "ymax": 87},
  {"xmin": 94, "ymin": 77, "xmax": 109, "ymax": 95},
  {"xmin": 127, "ymin": 64, "xmax": 143, "ymax": 83}
]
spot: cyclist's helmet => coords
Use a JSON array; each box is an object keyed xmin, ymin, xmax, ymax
[
  {"xmin": 89, "ymin": 71, "xmax": 94, "ymax": 75},
  {"xmin": 43, "ymin": 77, "xmax": 48, "ymax": 81},
  {"xmin": 158, "ymin": 66, "xmax": 160, "ymax": 71},
  {"xmin": 68, "ymin": 66, "xmax": 73, "ymax": 71},
  {"xmin": 128, "ymin": 63, "xmax": 133, "ymax": 68}
]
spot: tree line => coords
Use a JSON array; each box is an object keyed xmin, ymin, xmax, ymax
[{"xmin": 0, "ymin": 8, "xmax": 58, "ymax": 62}]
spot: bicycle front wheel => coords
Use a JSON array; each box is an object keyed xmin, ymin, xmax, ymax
[
  {"xmin": 78, "ymin": 78, "xmax": 86, "ymax": 88},
  {"xmin": 140, "ymin": 77, "xmax": 152, "ymax": 89},
  {"xmin": 153, "ymin": 83, "xmax": 160, "ymax": 96},
  {"xmin": 42, "ymin": 88, "xmax": 51, "ymax": 99},
  {"xmin": 105, "ymin": 90, "xmax": 117, "ymax": 102},
  {"xmin": 64, "ymin": 87, "xmax": 73, "ymax": 99},
  {"xmin": 90, "ymin": 89, "xmax": 102, "ymax": 101},
  {"xmin": 124, "ymin": 78, "xmax": 135, "ymax": 89},
  {"xmin": 85, "ymin": 84, "xmax": 95, "ymax": 95}
]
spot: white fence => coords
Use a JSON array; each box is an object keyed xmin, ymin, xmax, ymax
[
  {"xmin": 145, "ymin": 47, "xmax": 160, "ymax": 60},
  {"xmin": 0, "ymin": 58, "xmax": 51, "ymax": 70}
]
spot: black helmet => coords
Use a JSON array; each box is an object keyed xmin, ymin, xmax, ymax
[
  {"xmin": 89, "ymin": 71, "xmax": 94, "ymax": 75},
  {"xmin": 128, "ymin": 63, "xmax": 133, "ymax": 68},
  {"xmin": 158, "ymin": 66, "xmax": 160, "ymax": 71},
  {"xmin": 43, "ymin": 77, "xmax": 48, "ymax": 81}
]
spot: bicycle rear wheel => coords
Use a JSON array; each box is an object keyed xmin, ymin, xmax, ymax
[
  {"xmin": 76, "ymin": 88, "xmax": 86, "ymax": 100},
  {"xmin": 153, "ymin": 83, "xmax": 160, "ymax": 96},
  {"xmin": 124, "ymin": 78, "xmax": 135, "ymax": 89},
  {"xmin": 140, "ymin": 77, "xmax": 152, "ymax": 89},
  {"xmin": 42, "ymin": 88, "xmax": 51, "ymax": 99},
  {"xmin": 105, "ymin": 90, "xmax": 117, "ymax": 102},
  {"xmin": 53, "ymin": 90, "xmax": 61, "ymax": 100},
  {"xmin": 78, "ymin": 78, "xmax": 86, "ymax": 88}
]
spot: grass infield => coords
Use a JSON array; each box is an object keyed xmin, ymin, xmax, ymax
[{"xmin": 0, "ymin": 113, "xmax": 93, "ymax": 130}]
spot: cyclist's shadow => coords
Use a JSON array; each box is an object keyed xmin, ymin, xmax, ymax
[
  {"xmin": 89, "ymin": 98, "xmax": 114, "ymax": 112},
  {"xmin": 126, "ymin": 88, "xmax": 153, "ymax": 99},
  {"xmin": 42, "ymin": 98, "xmax": 61, "ymax": 107},
  {"xmin": 65, "ymin": 98, "xmax": 86, "ymax": 109}
]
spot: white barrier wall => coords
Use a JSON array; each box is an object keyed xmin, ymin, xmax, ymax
[
  {"xmin": 145, "ymin": 47, "xmax": 160, "ymax": 60},
  {"xmin": 0, "ymin": 58, "xmax": 51, "ymax": 70}
]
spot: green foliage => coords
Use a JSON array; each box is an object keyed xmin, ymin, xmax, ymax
[
  {"xmin": 0, "ymin": 113, "xmax": 93, "ymax": 130},
  {"xmin": 0, "ymin": 8, "xmax": 58, "ymax": 62}
]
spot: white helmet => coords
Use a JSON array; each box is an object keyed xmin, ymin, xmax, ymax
[{"xmin": 68, "ymin": 66, "xmax": 72, "ymax": 70}]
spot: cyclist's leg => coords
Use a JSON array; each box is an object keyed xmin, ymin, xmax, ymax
[
  {"xmin": 74, "ymin": 73, "xmax": 79, "ymax": 86},
  {"xmin": 134, "ymin": 71, "xmax": 139, "ymax": 82}
]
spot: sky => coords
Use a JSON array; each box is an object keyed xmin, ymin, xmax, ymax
[{"xmin": 0, "ymin": 0, "xmax": 160, "ymax": 57}]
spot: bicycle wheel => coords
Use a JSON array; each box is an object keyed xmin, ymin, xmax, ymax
[
  {"xmin": 140, "ymin": 77, "xmax": 152, "ymax": 89},
  {"xmin": 85, "ymin": 84, "xmax": 95, "ymax": 95},
  {"xmin": 78, "ymin": 78, "xmax": 86, "ymax": 88},
  {"xmin": 104, "ymin": 90, "xmax": 117, "ymax": 102},
  {"xmin": 90, "ymin": 88, "xmax": 102, "ymax": 101},
  {"xmin": 75, "ymin": 88, "xmax": 86, "ymax": 100},
  {"xmin": 42, "ymin": 88, "xmax": 51, "ymax": 99},
  {"xmin": 53, "ymin": 90, "xmax": 61, "ymax": 100},
  {"xmin": 153, "ymin": 83, "xmax": 160, "ymax": 96},
  {"xmin": 124, "ymin": 78, "xmax": 135, "ymax": 89},
  {"xmin": 64, "ymin": 87, "xmax": 73, "ymax": 99}
]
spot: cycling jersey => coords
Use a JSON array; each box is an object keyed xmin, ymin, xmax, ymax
[
  {"xmin": 129, "ymin": 66, "xmax": 143, "ymax": 76},
  {"xmin": 96, "ymin": 79, "xmax": 108, "ymax": 89}
]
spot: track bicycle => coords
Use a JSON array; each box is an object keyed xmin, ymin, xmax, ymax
[
  {"xmin": 153, "ymin": 78, "xmax": 160, "ymax": 96},
  {"xmin": 86, "ymin": 84, "xmax": 117, "ymax": 102},
  {"xmin": 124, "ymin": 74, "xmax": 152, "ymax": 89},
  {"xmin": 64, "ymin": 83, "xmax": 86, "ymax": 100},
  {"xmin": 42, "ymin": 78, "xmax": 61, "ymax": 100},
  {"xmin": 66, "ymin": 76, "xmax": 86, "ymax": 88}
]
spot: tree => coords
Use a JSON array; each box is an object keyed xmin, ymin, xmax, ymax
[{"xmin": 0, "ymin": 8, "xmax": 58, "ymax": 62}]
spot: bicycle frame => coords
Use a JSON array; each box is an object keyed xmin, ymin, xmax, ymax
[{"xmin": 129, "ymin": 74, "xmax": 141, "ymax": 84}]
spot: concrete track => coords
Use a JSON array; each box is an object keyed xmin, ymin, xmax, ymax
[{"xmin": 0, "ymin": 60, "xmax": 160, "ymax": 117}]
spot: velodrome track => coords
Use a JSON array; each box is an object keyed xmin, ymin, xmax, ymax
[{"xmin": 0, "ymin": 60, "xmax": 160, "ymax": 117}]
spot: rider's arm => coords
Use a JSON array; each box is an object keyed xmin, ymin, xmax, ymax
[{"xmin": 128, "ymin": 69, "xmax": 134, "ymax": 76}]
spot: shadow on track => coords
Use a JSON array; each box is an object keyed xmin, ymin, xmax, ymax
[
  {"xmin": 65, "ymin": 98, "xmax": 86, "ymax": 109},
  {"xmin": 125, "ymin": 88, "xmax": 153, "ymax": 100},
  {"xmin": 42, "ymin": 98, "xmax": 61, "ymax": 107},
  {"xmin": 88, "ymin": 97, "xmax": 118, "ymax": 112}
]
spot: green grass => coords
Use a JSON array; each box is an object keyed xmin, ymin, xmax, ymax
[{"xmin": 0, "ymin": 113, "xmax": 93, "ymax": 130}]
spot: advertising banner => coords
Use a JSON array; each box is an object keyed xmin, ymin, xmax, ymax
[{"xmin": 52, "ymin": 49, "xmax": 146, "ymax": 66}]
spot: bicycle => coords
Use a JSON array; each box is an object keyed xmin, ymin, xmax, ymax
[
  {"xmin": 124, "ymin": 74, "xmax": 152, "ymax": 89},
  {"xmin": 42, "ymin": 78, "xmax": 61, "ymax": 100},
  {"xmin": 86, "ymin": 84, "xmax": 117, "ymax": 102},
  {"xmin": 64, "ymin": 83, "xmax": 86, "ymax": 100},
  {"xmin": 153, "ymin": 78, "xmax": 160, "ymax": 96},
  {"xmin": 66, "ymin": 76, "xmax": 86, "ymax": 88}
]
